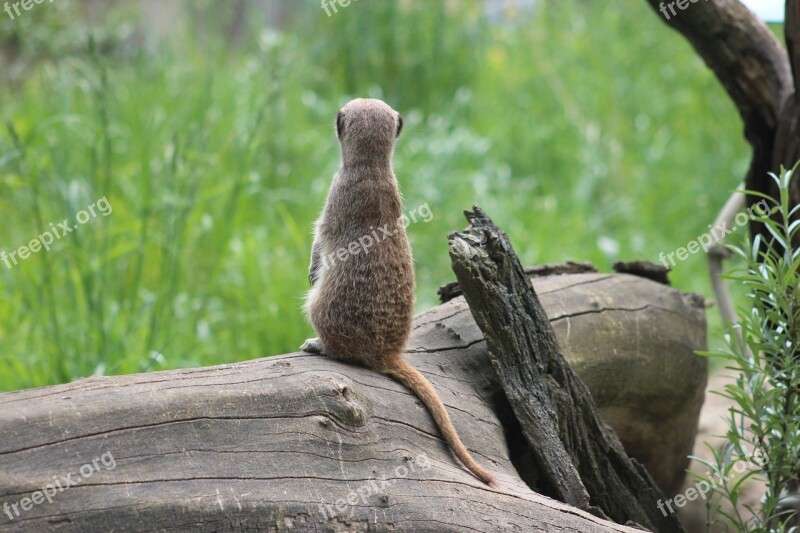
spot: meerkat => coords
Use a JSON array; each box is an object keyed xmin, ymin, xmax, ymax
[{"xmin": 300, "ymin": 98, "xmax": 496, "ymax": 487}]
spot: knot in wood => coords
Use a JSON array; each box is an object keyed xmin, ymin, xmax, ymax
[{"xmin": 322, "ymin": 380, "xmax": 368, "ymax": 429}]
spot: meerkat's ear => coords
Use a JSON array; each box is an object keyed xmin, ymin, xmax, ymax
[
  {"xmin": 396, "ymin": 114, "xmax": 403, "ymax": 138},
  {"xmin": 336, "ymin": 111, "xmax": 345, "ymax": 138}
]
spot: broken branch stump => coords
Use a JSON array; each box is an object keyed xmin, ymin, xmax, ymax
[{"xmin": 448, "ymin": 206, "xmax": 686, "ymax": 533}]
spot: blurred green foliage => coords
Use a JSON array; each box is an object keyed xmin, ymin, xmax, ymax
[{"xmin": 0, "ymin": 0, "xmax": 760, "ymax": 391}]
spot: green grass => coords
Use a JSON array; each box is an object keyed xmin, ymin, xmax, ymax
[{"xmin": 0, "ymin": 0, "xmax": 758, "ymax": 391}]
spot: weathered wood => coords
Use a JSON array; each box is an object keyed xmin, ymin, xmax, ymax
[
  {"xmin": 613, "ymin": 260, "xmax": 671, "ymax": 286},
  {"xmin": 425, "ymin": 270, "xmax": 708, "ymax": 500},
  {"xmin": 0, "ymin": 272, "xmax": 705, "ymax": 532},
  {"xmin": 0, "ymin": 358, "xmax": 637, "ymax": 531},
  {"xmin": 642, "ymin": 0, "xmax": 800, "ymax": 247},
  {"xmin": 438, "ymin": 261, "xmax": 597, "ymax": 303},
  {"xmin": 448, "ymin": 207, "xmax": 686, "ymax": 533}
]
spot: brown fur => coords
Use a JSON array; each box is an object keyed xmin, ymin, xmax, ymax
[{"xmin": 301, "ymin": 98, "xmax": 495, "ymax": 486}]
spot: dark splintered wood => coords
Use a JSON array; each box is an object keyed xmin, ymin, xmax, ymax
[
  {"xmin": 612, "ymin": 260, "xmax": 671, "ymax": 286},
  {"xmin": 448, "ymin": 206, "xmax": 685, "ymax": 533}
]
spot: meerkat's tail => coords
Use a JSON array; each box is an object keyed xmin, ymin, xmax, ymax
[{"xmin": 380, "ymin": 356, "xmax": 497, "ymax": 487}]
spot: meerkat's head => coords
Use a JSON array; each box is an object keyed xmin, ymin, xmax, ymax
[{"xmin": 336, "ymin": 98, "xmax": 403, "ymax": 165}]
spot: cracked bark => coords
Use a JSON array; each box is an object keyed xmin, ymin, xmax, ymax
[{"xmin": 448, "ymin": 206, "xmax": 687, "ymax": 533}]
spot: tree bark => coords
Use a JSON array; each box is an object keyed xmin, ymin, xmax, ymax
[
  {"xmin": 642, "ymin": 0, "xmax": 800, "ymax": 246},
  {"xmin": 0, "ymin": 271, "xmax": 706, "ymax": 532},
  {"xmin": 448, "ymin": 207, "xmax": 686, "ymax": 533}
]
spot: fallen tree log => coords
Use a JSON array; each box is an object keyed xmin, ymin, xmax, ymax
[{"xmin": 0, "ymin": 268, "xmax": 706, "ymax": 532}]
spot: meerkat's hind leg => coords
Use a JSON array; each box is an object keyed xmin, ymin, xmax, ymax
[{"xmin": 300, "ymin": 338, "xmax": 325, "ymax": 354}]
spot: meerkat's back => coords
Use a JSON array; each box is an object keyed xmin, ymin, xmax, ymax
[
  {"xmin": 312, "ymin": 165, "xmax": 415, "ymax": 364},
  {"xmin": 301, "ymin": 98, "xmax": 496, "ymax": 486}
]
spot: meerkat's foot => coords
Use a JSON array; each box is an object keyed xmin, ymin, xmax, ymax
[{"xmin": 300, "ymin": 338, "xmax": 324, "ymax": 354}]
